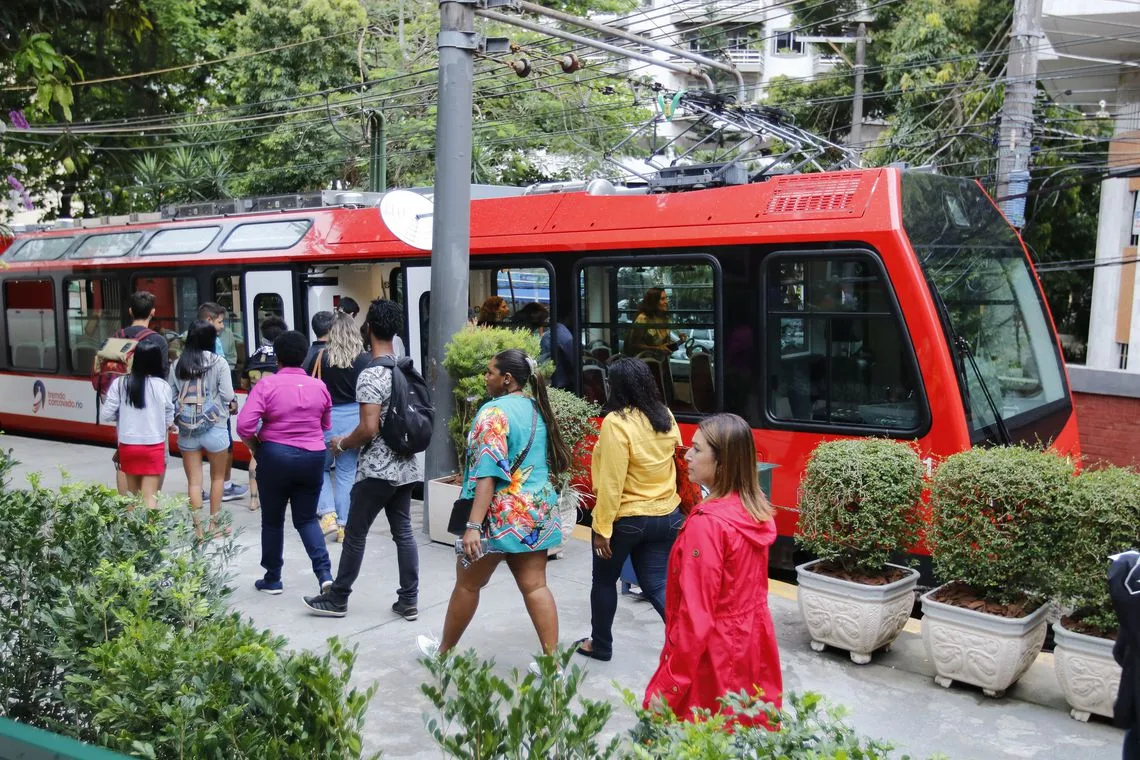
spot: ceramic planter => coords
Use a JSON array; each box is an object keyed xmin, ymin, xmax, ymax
[
  {"xmin": 919, "ymin": 585, "xmax": 1049, "ymax": 698},
  {"xmin": 1053, "ymin": 620, "xmax": 1122, "ymax": 722},
  {"xmin": 796, "ymin": 560, "xmax": 920, "ymax": 664},
  {"xmin": 426, "ymin": 476, "xmax": 462, "ymax": 545}
]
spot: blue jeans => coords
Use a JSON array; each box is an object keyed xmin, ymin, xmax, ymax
[
  {"xmin": 255, "ymin": 441, "xmax": 332, "ymax": 585},
  {"xmin": 589, "ymin": 509, "xmax": 684, "ymax": 657},
  {"xmin": 317, "ymin": 403, "xmax": 360, "ymax": 525},
  {"xmin": 329, "ymin": 478, "xmax": 418, "ymax": 605}
]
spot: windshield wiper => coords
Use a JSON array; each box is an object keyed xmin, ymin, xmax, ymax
[{"xmin": 953, "ymin": 334, "xmax": 1013, "ymax": 446}]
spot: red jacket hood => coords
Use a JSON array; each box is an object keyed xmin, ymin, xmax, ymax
[{"xmin": 695, "ymin": 494, "xmax": 776, "ymax": 550}]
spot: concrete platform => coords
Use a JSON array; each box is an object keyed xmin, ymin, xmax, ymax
[{"xmin": 2, "ymin": 434, "xmax": 1126, "ymax": 759}]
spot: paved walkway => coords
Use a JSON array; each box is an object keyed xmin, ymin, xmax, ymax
[{"xmin": 3, "ymin": 434, "xmax": 1126, "ymax": 759}]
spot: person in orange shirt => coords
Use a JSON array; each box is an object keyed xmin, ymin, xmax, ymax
[{"xmin": 575, "ymin": 358, "xmax": 683, "ymax": 662}]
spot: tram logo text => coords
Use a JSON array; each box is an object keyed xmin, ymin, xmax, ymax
[{"xmin": 31, "ymin": 381, "xmax": 83, "ymax": 414}]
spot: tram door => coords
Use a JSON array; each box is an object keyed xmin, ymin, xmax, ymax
[
  {"xmin": 404, "ymin": 264, "xmax": 431, "ymax": 374},
  {"xmin": 243, "ymin": 271, "xmax": 295, "ymax": 348}
]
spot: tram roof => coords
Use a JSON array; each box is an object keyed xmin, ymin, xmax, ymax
[{"xmin": 1, "ymin": 168, "xmax": 901, "ymax": 271}]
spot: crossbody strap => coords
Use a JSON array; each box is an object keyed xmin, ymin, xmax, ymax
[
  {"xmin": 509, "ymin": 403, "xmax": 539, "ymax": 474},
  {"xmin": 310, "ymin": 349, "xmax": 325, "ymax": 380}
]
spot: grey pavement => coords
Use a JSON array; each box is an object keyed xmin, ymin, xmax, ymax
[{"xmin": 3, "ymin": 434, "xmax": 1125, "ymax": 760}]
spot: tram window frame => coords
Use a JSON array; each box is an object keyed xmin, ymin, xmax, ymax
[
  {"xmin": 69, "ymin": 232, "xmax": 143, "ymax": 259},
  {"xmin": 474, "ymin": 258, "xmax": 565, "ymax": 383},
  {"xmin": 210, "ymin": 272, "xmax": 245, "ymax": 375},
  {"xmin": 4, "ymin": 278, "xmax": 59, "ymax": 373},
  {"xmin": 132, "ymin": 273, "xmax": 201, "ymax": 367},
  {"xmin": 574, "ymin": 253, "xmax": 723, "ymax": 420},
  {"xmin": 64, "ymin": 275, "xmax": 126, "ymax": 375},
  {"xmin": 219, "ymin": 219, "xmax": 312, "ymax": 252},
  {"xmin": 142, "ymin": 226, "xmax": 221, "ymax": 256},
  {"xmin": 251, "ymin": 292, "xmax": 286, "ymax": 346},
  {"xmin": 761, "ymin": 248, "xmax": 930, "ymax": 438},
  {"xmin": 6, "ymin": 236, "xmax": 75, "ymax": 262}
]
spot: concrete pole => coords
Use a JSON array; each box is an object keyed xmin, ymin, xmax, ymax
[
  {"xmin": 425, "ymin": 0, "xmax": 476, "ymax": 489},
  {"xmin": 996, "ymin": 0, "xmax": 1043, "ymax": 227},
  {"xmin": 850, "ymin": 23, "xmax": 866, "ymax": 158}
]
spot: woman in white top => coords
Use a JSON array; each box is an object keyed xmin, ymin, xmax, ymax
[{"xmin": 99, "ymin": 342, "xmax": 174, "ymax": 508}]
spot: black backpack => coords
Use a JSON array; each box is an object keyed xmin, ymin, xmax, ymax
[{"xmin": 371, "ymin": 355, "xmax": 434, "ymax": 456}]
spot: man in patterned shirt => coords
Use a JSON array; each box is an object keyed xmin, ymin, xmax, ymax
[{"xmin": 302, "ymin": 299, "xmax": 422, "ymax": 620}]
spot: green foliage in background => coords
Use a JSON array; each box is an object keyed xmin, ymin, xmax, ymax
[
  {"xmin": 928, "ymin": 445, "xmax": 1073, "ymax": 605},
  {"xmin": 546, "ymin": 387, "xmax": 600, "ymax": 487},
  {"xmin": 1051, "ymin": 466, "xmax": 1140, "ymax": 635},
  {"xmin": 797, "ymin": 439, "xmax": 925, "ymax": 574}
]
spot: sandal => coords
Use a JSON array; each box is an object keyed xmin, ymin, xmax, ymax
[{"xmin": 573, "ymin": 637, "xmax": 612, "ymax": 662}]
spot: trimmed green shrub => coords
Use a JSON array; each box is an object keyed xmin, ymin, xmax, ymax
[
  {"xmin": 420, "ymin": 648, "xmax": 619, "ymax": 760},
  {"xmin": 546, "ymin": 387, "xmax": 600, "ymax": 487},
  {"xmin": 442, "ymin": 325, "xmax": 544, "ymax": 456},
  {"xmin": 1052, "ymin": 466, "xmax": 1140, "ymax": 635},
  {"xmin": 928, "ymin": 446, "xmax": 1073, "ymax": 605},
  {"xmin": 796, "ymin": 439, "xmax": 925, "ymax": 574}
]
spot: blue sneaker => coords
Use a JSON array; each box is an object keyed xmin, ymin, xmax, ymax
[
  {"xmin": 223, "ymin": 483, "xmax": 249, "ymax": 502},
  {"xmin": 255, "ymin": 578, "xmax": 283, "ymax": 595}
]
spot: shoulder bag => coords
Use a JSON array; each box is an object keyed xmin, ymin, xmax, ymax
[{"xmin": 448, "ymin": 402, "xmax": 539, "ymax": 536}]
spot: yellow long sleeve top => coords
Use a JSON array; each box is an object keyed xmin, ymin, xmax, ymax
[{"xmin": 590, "ymin": 409, "xmax": 682, "ymax": 538}]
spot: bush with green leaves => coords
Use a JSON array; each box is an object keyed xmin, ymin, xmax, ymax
[
  {"xmin": 928, "ymin": 445, "xmax": 1073, "ymax": 605},
  {"xmin": 442, "ymin": 325, "xmax": 544, "ymax": 456},
  {"xmin": 0, "ymin": 449, "xmax": 377, "ymax": 759},
  {"xmin": 420, "ymin": 648, "xmax": 619, "ymax": 760},
  {"xmin": 626, "ymin": 690, "xmax": 909, "ymax": 759},
  {"xmin": 1051, "ymin": 465, "xmax": 1140, "ymax": 635},
  {"xmin": 796, "ymin": 439, "xmax": 924, "ymax": 574},
  {"xmin": 546, "ymin": 387, "xmax": 600, "ymax": 487}
]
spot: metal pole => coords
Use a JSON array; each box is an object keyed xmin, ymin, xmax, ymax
[
  {"xmin": 996, "ymin": 0, "xmax": 1043, "ymax": 227},
  {"xmin": 476, "ymin": 9, "xmax": 715, "ymax": 92},
  {"xmin": 425, "ymin": 0, "xmax": 476, "ymax": 494},
  {"xmin": 850, "ymin": 23, "xmax": 866, "ymax": 158},
  {"xmin": 368, "ymin": 110, "xmax": 386, "ymax": 193},
  {"xmin": 512, "ymin": 0, "xmax": 746, "ymax": 101}
]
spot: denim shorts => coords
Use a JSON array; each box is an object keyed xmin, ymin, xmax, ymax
[{"xmin": 178, "ymin": 425, "xmax": 230, "ymax": 453}]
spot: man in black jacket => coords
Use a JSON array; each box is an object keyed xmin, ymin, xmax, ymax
[{"xmin": 1111, "ymin": 550, "xmax": 1140, "ymax": 760}]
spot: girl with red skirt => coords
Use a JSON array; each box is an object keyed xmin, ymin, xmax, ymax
[{"xmin": 100, "ymin": 342, "xmax": 174, "ymax": 508}]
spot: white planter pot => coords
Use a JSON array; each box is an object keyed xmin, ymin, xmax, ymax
[
  {"xmin": 426, "ymin": 477, "xmax": 462, "ymax": 545},
  {"xmin": 919, "ymin": 585, "xmax": 1049, "ymax": 698},
  {"xmin": 1053, "ymin": 620, "xmax": 1122, "ymax": 722},
  {"xmin": 795, "ymin": 560, "xmax": 920, "ymax": 665}
]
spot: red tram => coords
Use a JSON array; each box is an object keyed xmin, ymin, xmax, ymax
[{"xmin": 0, "ymin": 168, "xmax": 1079, "ymax": 551}]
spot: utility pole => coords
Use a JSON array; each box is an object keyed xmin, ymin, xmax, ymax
[
  {"xmin": 995, "ymin": 0, "xmax": 1043, "ymax": 228},
  {"xmin": 424, "ymin": 0, "xmax": 477, "ymax": 489},
  {"xmin": 851, "ymin": 23, "xmax": 867, "ymax": 157}
]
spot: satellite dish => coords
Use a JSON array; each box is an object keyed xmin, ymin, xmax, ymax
[{"xmin": 380, "ymin": 190, "xmax": 434, "ymax": 250}]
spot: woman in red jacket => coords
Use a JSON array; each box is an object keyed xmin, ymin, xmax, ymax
[{"xmin": 643, "ymin": 413, "xmax": 782, "ymax": 724}]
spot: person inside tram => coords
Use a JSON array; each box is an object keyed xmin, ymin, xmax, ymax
[
  {"xmin": 303, "ymin": 310, "xmax": 335, "ymax": 372},
  {"xmin": 340, "ymin": 295, "xmax": 405, "ymax": 358},
  {"xmin": 514, "ymin": 302, "xmax": 574, "ymax": 390},
  {"xmin": 624, "ymin": 287, "xmax": 686, "ymax": 360},
  {"xmin": 476, "ymin": 295, "xmax": 510, "ymax": 327}
]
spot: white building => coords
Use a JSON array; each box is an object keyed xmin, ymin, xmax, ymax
[{"xmin": 1039, "ymin": 0, "xmax": 1140, "ymax": 370}]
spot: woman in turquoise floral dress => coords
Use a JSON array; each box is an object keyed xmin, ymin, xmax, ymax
[{"xmin": 425, "ymin": 348, "xmax": 571, "ymax": 657}]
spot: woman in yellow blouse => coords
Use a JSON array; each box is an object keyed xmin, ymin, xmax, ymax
[
  {"xmin": 575, "ymin": 357, "xmax": 683, "ymax": 661},
  {"xmin": 624, "ymin": 287, "xmax": 686, "ymax": 359}
]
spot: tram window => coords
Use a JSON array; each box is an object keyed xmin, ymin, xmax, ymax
[
  {"xmin": 220, "ymin": 220, "xmax": 311, "ymax": 252},
  {"xmin": 252, "ymin": 293, "xmax": 285, "ymax": 346},
  {"xmin": 495, "ymin": 268, "xmax": 550, "ymax": 312},
  {"xmin": 65, "ymin": 277, "xmax": 125, "ymax": 374},
  {"xmin": 5, "ymin": 280, "xmax": 57, "ymax": 371},
  {"xmin": 70, "ymin": 232, "xmax": 142, "ymax": 259},
  {"xmin": 7, "ymin": 237, "xmax": 73, "ymax": 262},
  {"xmin": 766, "ymin": 256, "xmax": 921, "ymax": 431},
  {"xmin": 213, "ymin": 275, "xmax": 244, "ymax": 373},
  {"xmin": 143, "ymin": 226, "xmax": 220, "ymax": 255},
  {"xmin": 134, "ymin": 275, "xmax": 199, "ymax": 365},
  {"xmin": 578, "ymin": 261, "xmax": 718, "ymax": 415}
]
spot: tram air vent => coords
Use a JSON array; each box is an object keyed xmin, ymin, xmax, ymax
[{"xmin": 764, "ymin": 174, "xmax": 862, "ymax": 215}]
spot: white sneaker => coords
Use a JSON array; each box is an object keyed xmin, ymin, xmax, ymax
[
  {"xmin": 528, "ymin": 660, "xmax": 565, "ymax": 680},
  {"xmin": 417, "ymin": 634, "xmax": 441, "ymax": 658}
]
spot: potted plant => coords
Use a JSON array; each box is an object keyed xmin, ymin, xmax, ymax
[
  {"xmin": 794, "ymin": 438, "xmax": 924, "ymax": 664},
  {"xmin": 922, "ymin": 445, "xmax": 1073, "ymax": 697},
  {"xmin": 1049, "ymin": 466, "xmax": 1140, "ymax": 721}
]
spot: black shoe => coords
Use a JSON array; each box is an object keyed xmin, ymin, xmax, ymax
[
  {"xmin": 573, "ymin": 637, "xmax": 612, "ymax": 662},
  {"xmin": 303, "ymin": 593, "xmax": 347, "ymax": 617},
  {"xmin": 392, "ymin": 599, "xmax": 418, "ymax": 621}
]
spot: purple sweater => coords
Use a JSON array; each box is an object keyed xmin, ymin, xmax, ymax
[{"xmin": 236, "ymin": 367, "xmax": 331, "ymax": 452}]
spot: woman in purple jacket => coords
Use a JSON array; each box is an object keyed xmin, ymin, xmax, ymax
[{"xmin": 237, "ymin": 330, "xmax": 333, "ymax": 595}]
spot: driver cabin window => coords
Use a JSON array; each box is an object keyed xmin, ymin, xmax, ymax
[{"xmin": 5, "ymin": 279, "xmax": 58, "ymax": 371}]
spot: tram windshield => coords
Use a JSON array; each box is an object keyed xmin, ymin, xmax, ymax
[{"xmin": 902, "ymin": 173, "xmax": 1068, "ymax": 442}]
